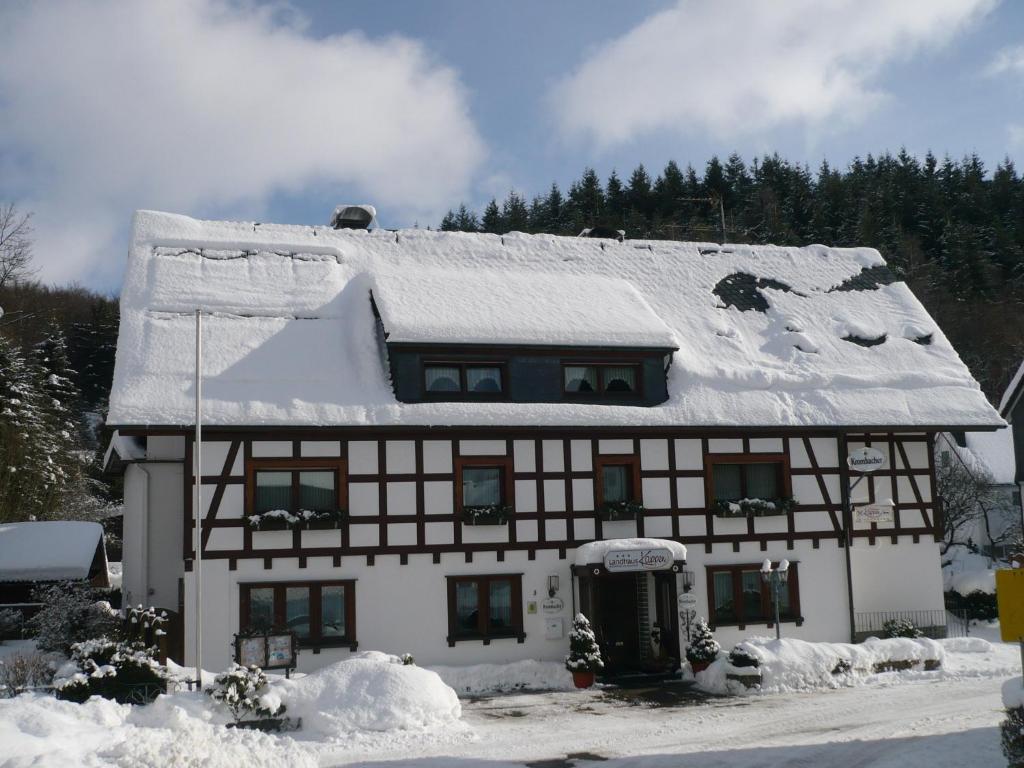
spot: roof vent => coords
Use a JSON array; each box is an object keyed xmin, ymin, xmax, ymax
[{"xmin": 330, "ymin": 204, "xmax": 376, "ymax": 230}]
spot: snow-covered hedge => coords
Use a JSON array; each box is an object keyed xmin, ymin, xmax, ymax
[
  {"xmin": 273, "ymin": 651, "xmax": 460, "ymax": 735},
  {"xmin": 697, "ymin": 636, "xmax": 945, "ymax": 695},
  {"xmin": 54, "ymin": 638, "xmax": 165, "ymax": 704}
]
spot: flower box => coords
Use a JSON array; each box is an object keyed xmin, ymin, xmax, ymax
[
  {"xmin": 301, "ymin": 510, "xmax": 346, "ymax": 530},
  {"xmin": 710, "ymin": 497, "xmax": 797, "ymax": 518},
  {"xmin": 247, "ymin": 513, "xmax": 295, "ymax": 531},
  {"xmin": 462, "ymin": 504, "xmax": 511, "ymax": 526},
  {"xmin": 599, "ymin": 500, "xmax": 644, "ymax": 522}
]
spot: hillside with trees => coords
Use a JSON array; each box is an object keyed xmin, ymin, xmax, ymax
[{"xmin": 442, "ymin": 151, "xmax": 1024, "ymax": 401}]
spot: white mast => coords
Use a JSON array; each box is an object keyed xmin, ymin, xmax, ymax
[{"xmin": 194, "ymin": 309, "xmax": 203, "ymax": 685}]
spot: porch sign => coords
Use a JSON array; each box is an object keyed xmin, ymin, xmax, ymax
[
  {"xmin": 847, "ymin": 447, "xmax": 887, "ymax": 473},
  {"xmin": 604, "ymin": 548, "xmax": 674, "ymax": 572}
]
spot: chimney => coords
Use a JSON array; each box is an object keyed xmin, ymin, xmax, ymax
[{"xmin": 329, "ymin": 204, "xmax": 376, "ymax": 230}]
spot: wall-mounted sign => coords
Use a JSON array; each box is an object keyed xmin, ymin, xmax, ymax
[
  {"xmin": 854, "ymin": 503, "xmax": 895, "ymax": 525},
  {"xmin": 677, "ymin": 592, "xmax": 698, "ymax": 608},
  {"xmin": 527, "ymin": 601, "xmax": 538, "ymax": 615},
  {"xmin": 604, "ymin": 548, "xmax": 674, "ymax": 572},
  {"xmin": 847, "ymin": 447, "xmax": 887, "ymax": 473},
  {"xmin": 542, "ymin": 597, "xmax": 564, "ymax": 614}
]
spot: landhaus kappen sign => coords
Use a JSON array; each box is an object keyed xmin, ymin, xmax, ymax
[{"xmin": 604, "ymin": 548, "xmax": 674, "ymax": 572}]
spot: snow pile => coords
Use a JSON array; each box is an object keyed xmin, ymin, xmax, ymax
[
  {"xmin": 0, "ymin": 692, "xmax": 315, "ymax": 768},
  {"xmin": 273, "ymin": 651, "xmax": 461, "ymax": 735},
  {"xmin": 430, "ymin": 659, "xmax": 574, "ymax": 695},
  {"xmin": 698, "ymin": 636, "xmax": 945, "ymax": 695}
]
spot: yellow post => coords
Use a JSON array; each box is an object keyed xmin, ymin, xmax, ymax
[{"xmin": 996, "ymin": 569, "xmax": 1024, "ymax": 688}]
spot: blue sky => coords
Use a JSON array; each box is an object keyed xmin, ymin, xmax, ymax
[{"xmin": 0, "ymin": 0, "xmax": 1022, "ymax": 289}]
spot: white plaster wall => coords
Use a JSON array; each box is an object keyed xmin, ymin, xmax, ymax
[
  {"xmin": 183, "ymin": 549, "xmax": 576, "ymax": 671},
  {"xmin": 849, "ymin": 539, "xmax": 945, "ymax": 613},
  {"xmin": 122, "ymin": 465, "xmax": 148, "ymax": 609},
  {"xmin": 148, "ymin": 436, "xmax": 185, "ymax": 461},
  {"xmin": 145, "ymin": 463, "xmax": 185, "ymax": 611}
]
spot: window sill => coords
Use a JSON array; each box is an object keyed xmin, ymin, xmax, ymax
[
  {"xmin": 447, "ymin": 631, "xmax": 525, "ymax": 647},
  {"xmin": 301, "ymin": 638, "xmax": 358, "ymax": 653},
  {"xmin": 709, "ymin": 617, "xmax": 804, "ymax": 631}
]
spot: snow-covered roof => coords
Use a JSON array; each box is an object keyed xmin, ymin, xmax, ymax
[
  {"xmin": 574, "ymin": 538, "xmax": 688, "ymax": 566},
  {"xmin": 943, "ymin": 427, "xmax": 1017, "ymax": 486},
  {"xmin": 0, "ymin": 521, "xmax": 106, "ymax": 582},
  {"xmin": 107, "ymin": 210, "xmax": 1003, "ymax": 430},
  {"xmin": 370, "ymin": 267, "xmax": 676, "ymax": 348},
  {"xmin": 102, "ymin": 431, "xmax": 146, "ymax": 473}
]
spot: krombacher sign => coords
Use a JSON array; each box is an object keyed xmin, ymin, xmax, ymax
[{"xmin": 847, "ymin": 446, "xmax": 887, "ymax": 473}]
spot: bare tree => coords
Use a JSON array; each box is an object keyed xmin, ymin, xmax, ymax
[
  {"xmin": 935, "ymin": 456, "xmax": 988, "ymax": 561},
  {"xmin": 0, "ymin": 203, "xmax": 34, "ymax": 289}
]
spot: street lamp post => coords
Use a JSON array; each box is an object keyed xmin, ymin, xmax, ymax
[{"xmin": 761, "ymin": 559, "xmax": 790, "ymax": 640}]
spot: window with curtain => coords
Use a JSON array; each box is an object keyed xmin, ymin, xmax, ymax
[
  {"xmin": 603, "ymin": 366, "xmax": 636, "ymax": 392},
  {"xmin": 425, "ymin": 365, "xmax": 461, "ymax": 392},
  {"xmin": 710, "ymin": 460, "xmax": 783, "ymax": 502},
  {"xmin": 564, "ymin": 365, "xmax": 598, "ymax": 393},
  {"xmin": 240, "ymin": 581, "xmax": 355, "ymax": 647},
  {"xmin": 602, "ymin": 464, "xmax": 631, "ymax": 504},
  {"xmin": 706, "ymin": 564, "xmax": 800, "ymax": 627},
  {"xmin": 254, "ymin": 471, "xmax": 292, "ymax": 513},
  {"xmin": 462, "ymin": 466, "xmax": 503, "ymax": 507},
  {"xmin": 250, "ymin": 464, "xmax": 341, "ymax": 515},
  {"xmin": 447, "ymin": 575, "xmax": 522, "ymax": 641},
  {"xmin": 466, "ymin": 366, "xmax": 501, "ymax": 393}
]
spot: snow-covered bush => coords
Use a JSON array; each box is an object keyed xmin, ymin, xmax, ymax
[
  {"xmin": 1003, "ymin": 680, "xmax": 1024, "ymax": 768},
  {"xmin": 565, "ymin": 613, "xmax": 604, "ymax": 673},
  {"xmin": 54, "ymin": 638, "xmax": 165, "ymax": 704},
  {"xmin": 123, "ymin": 604, "xmax": 168, "ymax": 648},
  {"xmin": 882, "ymin": 618, "xmax": 923, "ymax": 638},
  {"xmin": 728, "ymin": 645, "xmax": 760, "ymax": 668},
  {"xmin": 0, "ymin": 607, "xmax": 23, "ymax": 639},
  {"xmin": 206, "ymin": 664, "xmax": 285, "ymax": 724},
  {"xmin": 400, "ymin": 653, "xmax": 415, "ymax": 666},
  {"xmin": 29, "ymin": 582, "xmax": 119, "ymax": 654},
  {"xmin": 0, "ymin": 651, "xmax": 54, "ymax": 697},
  {"xmin": 947, "ymin": 589, "xmax": 998, "ymax": 621},
  {"xmin": 685, "ymin": 619, "xmax": 720, "ymax": 665}
]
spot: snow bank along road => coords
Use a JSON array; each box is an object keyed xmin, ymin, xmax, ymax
[{"xmin": 323, "ymin": 676, "xmax": 1008, "ymax": 768}]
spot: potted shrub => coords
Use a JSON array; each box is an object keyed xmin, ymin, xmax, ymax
[
  {"xmin": 685, "ymin": 618, "xmax": 720, "ymax": 673},
  {"xmin": 462, "ymin": 504, "xmax": 511, "ymax": 526},
  {"xmin": 565, "ymin": 613, "xmax": 603, "ymax": 688},
  {"xmin": 206, "ymin": 663, "xmax": 291, "ymax": 731}
]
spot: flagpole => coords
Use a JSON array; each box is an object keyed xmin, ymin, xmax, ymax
[{"xmin": 194, "ymin": 309, "xmax": 203, "ymax": 686}]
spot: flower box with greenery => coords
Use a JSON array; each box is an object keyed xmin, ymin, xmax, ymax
[
  {"xmin": 685, "ymin": 618, "xmax": 721, "ymax": 673},
  {"xmin": 599, "ymin": 500, "xmax": 644, "ymax": 522},
  {"xmin": 710, "ymin": 497, "xmax": 797, "ymax": 518},
  {"xmin": 246, "ymin": 509, "xmax": 300, "ymax": 531},
  {"xmin": 461, "ymin": 504, "xmax": 512, "ymax": 526},
  {"xmin": 565, "ymin": 613, "xmax": 604, "ymax": 688},
  {"xmin": 300, "ymin": 508, "xmax": 347, "ymax": 530}
]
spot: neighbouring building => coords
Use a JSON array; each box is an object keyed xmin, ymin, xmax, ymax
[
  {"xmin": 104, "ymin": 208, "xmax": 1003, "ymax": 675},
  {"xmin": 0, "ymin": 520, "xmax": 110, "ymax": 624}
]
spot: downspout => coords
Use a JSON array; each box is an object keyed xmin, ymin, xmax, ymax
[{"xmin": 838, "ymin": 432, "xmax": 857, "ymax": 643}]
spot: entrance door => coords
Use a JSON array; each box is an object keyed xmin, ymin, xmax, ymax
[
  {"xmin": 653, "ymin": 572, "xmax": 681, "ymax": 671},
  {"xmin": 595, "ymin": 575, "xmax": 641, "ymax": 674}
]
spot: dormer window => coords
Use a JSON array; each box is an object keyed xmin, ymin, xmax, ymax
[
  {"xmin": 424, "ymin": 362, "xmax": 504, "ymax": 397},
  {"xmin": 563, "ymin": 364, "xmax": 639, "ymax": 395}
]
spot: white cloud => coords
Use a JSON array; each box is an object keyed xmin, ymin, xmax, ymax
[
  {"xmin": 987, "ymin": 45, "xmax": 1024, "ymax": 76},
  {"xmin": 0, "ymin": 0, "xmax": 485, "ymax": 285},
  {"xmin": 1010, "ymin": 124, "xmax": 1024, "ymax": 147},
  {"xmin": 551, "ymin": 0, "xmax": 996, "ymax": 147}
]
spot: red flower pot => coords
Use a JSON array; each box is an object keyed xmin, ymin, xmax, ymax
[
  {"xmin": 690, "ymin": 659, "xmax": 712, "ymax": 674},
  {"xmin": 571, "ymin": 670, "xmax": 596, "ymax": 689}
]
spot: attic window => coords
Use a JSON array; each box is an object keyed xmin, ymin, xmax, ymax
[
  {"xmin": 713, "ymin": 272, "xmax": 794, "ymax": 313},
  {"xmin": 424, "ymin": 362, "xmax": 504, "ymax": 397},
  {"xmin": 842, "ymin": 334, "xmax": 887, "ymax": 348},
  {"xmin": 563, "ymin": 364, "xmax": 639, "ymax": 395}
]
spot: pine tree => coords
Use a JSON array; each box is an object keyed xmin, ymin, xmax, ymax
[
  {"xmin": 565, "ymin": 613, "xmax": 604, "ymax": 672},
  {"xmin": 502, "ymin": 191, "xmax": 530, "ymax": 232},
  {"xmin": 685, "ymin": 618, "xmax": 720, "ymax": 665},
  {"xmin": 480, "ymin": 199, "xmax": 503, "ymax": 234}
]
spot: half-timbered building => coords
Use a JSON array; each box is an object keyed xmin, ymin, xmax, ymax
[{"xmin": 105, "ymin": 209, "xmax": 1004, "ymax": 675}]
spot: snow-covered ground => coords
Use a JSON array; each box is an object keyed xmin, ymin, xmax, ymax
[{"xmin": 1, "ymin": 638, "xmax": 1019, "ymax": 768}]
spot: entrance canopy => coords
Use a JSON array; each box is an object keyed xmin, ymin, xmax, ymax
[{"xmin": 574, "ymin": 538, "xmax": 687, "ymax": 576}]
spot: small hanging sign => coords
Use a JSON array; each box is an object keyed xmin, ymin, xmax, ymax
[
  {"xmin": 542, "ymin": 597, "xmax": 564, "ymax": 614},
  {"xmin": 847, "ymin": 447, "xmax": 887, "ymax": 473}
]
